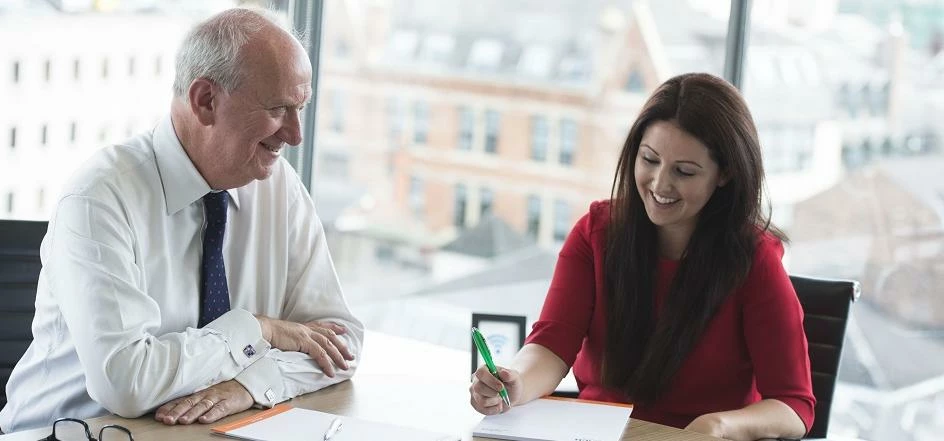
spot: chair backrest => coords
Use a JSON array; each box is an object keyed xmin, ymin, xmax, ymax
[
  {"xmin": 0, "ymin": 220, "xmax": 47, "ymax": 409},
  {"xmin": 789, "ymin": 275, "xmax": 859, "ymax": 439}
]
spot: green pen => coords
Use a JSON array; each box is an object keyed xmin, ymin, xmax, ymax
[{"xmin": 472, "ymin": 327, "xmax": 512, "ymax": 407}]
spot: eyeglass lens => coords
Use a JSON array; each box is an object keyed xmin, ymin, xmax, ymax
[
  {"xmin": 50, "ymin": 420, "xmax": 90, "ymax": 441},
  {"xmin": 98, "ymin": 426, "xmax": 132, "ymax": 441}
]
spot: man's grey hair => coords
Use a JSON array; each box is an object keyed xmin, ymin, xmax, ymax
[{"xmin": 172, "ymin": 7, "xmax": 305, "ymax": 99}]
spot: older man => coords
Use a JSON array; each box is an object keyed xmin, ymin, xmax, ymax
[{"xmin": 0, "ymin": 8, "xmax": 363, "ymax": 433}]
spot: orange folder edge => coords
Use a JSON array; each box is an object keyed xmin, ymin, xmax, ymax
[
  {"xmin": 211, "ymin": 403, "xmax": 294, "ymax": 433},
  {"xmin": 542, "ymin": 395, "xmax": 633, "ymax": 408}
]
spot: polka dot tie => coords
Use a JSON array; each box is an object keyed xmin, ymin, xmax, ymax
[{"xmin": 198, "ymin": 191, "xmax": 231, "ymax": 327}]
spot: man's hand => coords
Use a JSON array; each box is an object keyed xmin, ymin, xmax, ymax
[
  {"xmin": 154, "ymin": 380, "xmax": 253, "ymax": 425},
  {"xmin": 256, "ymin": 316, "xmax": 355, "ymax": 377}
]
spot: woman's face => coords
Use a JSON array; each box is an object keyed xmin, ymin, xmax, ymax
[{"xmin": 634, "ymin": 120, "xmax": 726, "ymax": 240}]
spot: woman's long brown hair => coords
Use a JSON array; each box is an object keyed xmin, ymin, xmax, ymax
[{"xmin": 601, "ymin": 73, "xmax": 784, "ymax": 403}]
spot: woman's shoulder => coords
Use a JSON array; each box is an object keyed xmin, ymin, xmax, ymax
[
  {"xmin": 584, "ymin": 199, "xmax": 612, "ymax": 234},
  {"xmin": 753, "ymin": 228, "xmax": 786, "ymax": 262},
  {"xmin": 558, "ymin": 200, "xmax": 611, "ymax": 251},
  {"xmin": 742, "ymin": 228, "xmax": 788, "ymax": 285}
]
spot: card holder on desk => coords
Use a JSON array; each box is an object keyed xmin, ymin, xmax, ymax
[{"xmin": 212, "ymin": 404, "xmax": 456, "ymax": 441}]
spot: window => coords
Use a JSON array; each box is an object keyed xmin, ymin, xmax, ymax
[
  {"xmin": 552, "ymin": 199, "xmax": 570, "ymax": 241},
  {"xmin": 1, "ymin": 5, "xmax": 291, "ymax": 223},
  {"xmin": 530, "ymin": 115, "xmax": 548, "ymax": 161},
  {"xmin": 745, "ymin": 4, "xmax": 944, "ymax": 439},
  {"xmin": 375, "ymin": 242, "xmax": 394, "ymax": 261},
  {"xmin": 860, "ymin": 138, "xmax": 873, "ymax": 163},
  {"xmin": 559, "ymin": 118, "xmax": 577, "ymax": 166},
  {"xmin": 480, "ymin": 187, "xmax": 493, "ymax": 217},
  {"xmin": 484, "ymin": 109, "xmax": 500, "ymax": 154},
  {"xmin": 625, "ymin": 69, "xmax": 644, "ymax": 92},
  {"xmin": 312, "ymin": 0, "xmax": 731, "ymax": 392},
  {"xmin": 413, "ymin": 101, "xmax": 429, "ymax": 144},
  {"xmin": 386, "ymin": 97, "xmax": 404, "ymax": 142},
  {"xmin": 453, "ymin": 183, "xmax": 467, "ymax": 228},
  {"xmin": 526, "ymin": 195, "xmax": 541, "ymax": 239},
  {"xmin": 408, "ymin": 175, "xmax": 424, "ymax": 218},
  {"xmin": 458, "ymin": 106, "xmax": 474, "ymax": 150},
  {"xmin": 331, "ymin": 89, "xmax": 345, "ymax": 132}
]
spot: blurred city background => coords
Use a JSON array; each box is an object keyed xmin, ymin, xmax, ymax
[{"xmin": 1, "ymin": 0, "xmax": 942, "ymax": 439}]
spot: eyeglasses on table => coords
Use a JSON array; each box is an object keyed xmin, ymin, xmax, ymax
[{"xmin": 39, "ymin": 418, "xmax": 133, "ymax": 441}]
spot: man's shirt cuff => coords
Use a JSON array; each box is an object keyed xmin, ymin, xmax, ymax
[
  {"xmin": 234, "ymin": 357, "xmax": 285, "ymax": 407},
  {"xmin": 203, "ymin": 309, "xmax": 271, "ymax": 369}
]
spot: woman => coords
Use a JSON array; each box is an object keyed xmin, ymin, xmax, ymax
[{"xmin": 469, "ymin": 73, "xmax": 814, "ymax": 441}]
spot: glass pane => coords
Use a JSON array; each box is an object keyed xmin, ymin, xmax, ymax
[
  {"xmin": 52, "ymin": 420, "xmax": 90, "ymax": 441},
  {"xmin": 0, "ymin": 1, "xmax": 291, "ymax": 221},
  {"xmin": 744, "ymin": 1, "xmax": 944, "ymax": 439},
  {"xmin": 313, "ymin": 0, "xmax": 729, "ymax": 349},
  {"xmin": 99, "ymin": 426, "xmax": 133, "ymax": 441}
]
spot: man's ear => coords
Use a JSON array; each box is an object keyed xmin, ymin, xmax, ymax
[{"xmin": 188, "ymin": 78, "xmax": 217, "ymax": 126}]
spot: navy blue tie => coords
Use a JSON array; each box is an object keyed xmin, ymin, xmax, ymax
[{"xmin": 199, "ymin": 191, "xmax": 230, "ymax": 327}]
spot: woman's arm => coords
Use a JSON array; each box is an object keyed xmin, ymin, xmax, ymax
[
  {"xmin": 508, "ymin": 343, "xmax": 569, "ymax": 405},
  {"xmin": 471, "ymin": 204, "xmax": 604, "ymax": 415},
  {"xmin": 697, "ymin": 236, "xmax": 814, "ymax": 439},
  {"xmin": 686, "ymin": 398, "xmax": 806, "ymax": 440}
]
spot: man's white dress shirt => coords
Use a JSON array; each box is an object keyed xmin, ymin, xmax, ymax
[{"xmin": 0, "ymin": 117, "xmax": 364, "ymax": 432}]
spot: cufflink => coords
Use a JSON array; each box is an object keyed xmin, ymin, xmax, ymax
[
  {"xmin": 264, "ymin": 388, "xmax": 276, "ymax": 402},
  {"xmin": 243, "ymin": 344, "xmax": 256, "ymax": 357}
]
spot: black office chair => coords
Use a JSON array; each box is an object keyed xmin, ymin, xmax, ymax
[
  {"xmin": 0, "ymin": 220, "xmax": 47, "ymax": 409},
  {"xmin": 790, "ymin": 275, "xmax": 859, "ymax": 439}
]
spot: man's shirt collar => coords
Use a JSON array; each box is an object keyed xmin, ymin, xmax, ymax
[{"xmin": 154, "ymin": 116, "xmax": 241, "ymax": 215}]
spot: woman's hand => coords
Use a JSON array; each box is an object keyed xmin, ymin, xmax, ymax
[
  {"xmin": 469, "ymin": 365, "xmax": 523, "ymax": 415},
  {"xmin": 685, "ymin": 413, "xmax": 729, "ymax": 439}
]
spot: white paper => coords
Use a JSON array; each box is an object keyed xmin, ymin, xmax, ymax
[
  {"xmin": 472, "ymin": 398, "xmax": 632, "ymax": 441},
  {"xmin": 217, "ymin": 407, "xmax": 456, "ymax": 441}
]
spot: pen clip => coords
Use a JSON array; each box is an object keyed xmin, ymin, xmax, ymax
[{"xmin": 471, "ymin": 328, "xmax": 495, "ymax": 367}]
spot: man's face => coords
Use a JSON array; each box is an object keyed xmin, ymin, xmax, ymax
[{"xmin": 209, "ymin": 39, "xmax": 312, "ymax": 186}]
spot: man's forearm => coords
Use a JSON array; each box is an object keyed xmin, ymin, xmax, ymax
[{"xmin": 235, "ymin": 321, "xmax": 363, "ymax": 405}]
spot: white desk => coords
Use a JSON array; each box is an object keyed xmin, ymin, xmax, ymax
[{"xmin": 0, "ymin": 331, "xmax": 720, "ymax": 441}]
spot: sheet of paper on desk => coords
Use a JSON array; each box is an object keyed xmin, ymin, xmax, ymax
[
  {"xmin": 212, "ymin": 404, "xmax": 456, "ymax": 441},
  {"xmin": 472, "ymin": 397, "xmax": 633, "ymax": 441}
]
